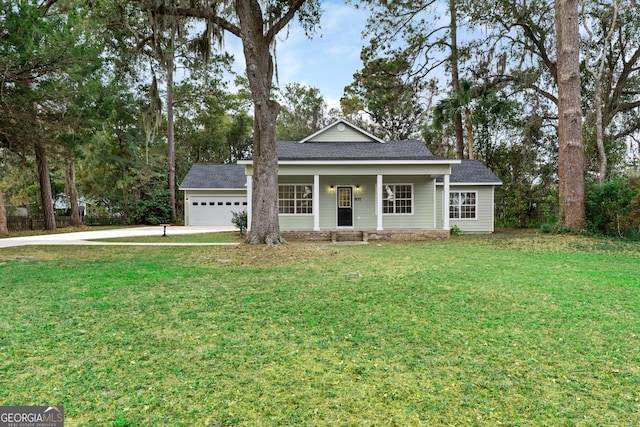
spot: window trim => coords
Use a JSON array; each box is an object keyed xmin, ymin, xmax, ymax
[
  {"xmin": 278, "ymin": 184, "xmax": 314, "ymax": 215},
  {"xmin": 382, "ymin": 183, "xmax": 414, "ymax": 215},
  {"xmin": 449, "ymin": 190, "xmax": 478, "ymax": 220}
]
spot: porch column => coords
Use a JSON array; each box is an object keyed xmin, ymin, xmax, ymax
[
  {"xmin": 246, "ymin": 175, "xmax": 252, "ymax": 230},
  {"xmin": 313, "ymin": 174, "xmax": 320, "ymax": 231},
  {"xmin": 376, "ymin": 174, "xmax": 383, "ymax": 231},
  {"xmin": 443, "ymin": 174, "xmax": 450, "ymax": 230}
]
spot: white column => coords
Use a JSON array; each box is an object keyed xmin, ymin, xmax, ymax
[
  {"xmin": 376, "ymin": 174, "xmax": 383, "ymax": 231},
  {"xmin": 313, "ymin": 174, "xmax": 320, "ymax": 231},
  {"xmin": 443, "ymin": 174, "xmax": 450, "ymax": 230},
  {"xmin": 433, "ymin": 180, "xmax": 437, "ymax": 229},
  {"xmin": 246, "ymin": 175, "xmax": 253, "ymax": 231}
]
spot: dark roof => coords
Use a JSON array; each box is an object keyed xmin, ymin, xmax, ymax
[
  {"xmin": 179, "ymin": 163, "xmax": 246, "ymax": 189},
  {"xmin": 274, "ymin": 140, "xmax": 441, "ymax": 161},
  {"xmin": 438, "ymin": 160, "xmax": 502, "ymax": 184}
]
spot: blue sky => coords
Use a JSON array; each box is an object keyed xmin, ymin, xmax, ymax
[{"xmin": 224, "ymin": 2, "xmax": 371, "ymax": 109}]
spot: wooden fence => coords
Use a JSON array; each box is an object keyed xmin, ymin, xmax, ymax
[
  {"xmin": 6, "ymin": 215, "xmax": 127, "ymax": 232},
  {"xmin": 6, "ymin": 216, "xmax": 85, "ymax": 232}
]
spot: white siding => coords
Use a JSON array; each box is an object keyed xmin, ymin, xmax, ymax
[
  {"xmin": 307, "ymin": 124, "xmax": 374, "ymax": 142},
  {"xmin": 436, "ymin": 185, "xmax": 496, "ymax": 233}
]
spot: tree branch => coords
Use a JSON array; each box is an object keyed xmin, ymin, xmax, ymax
[
  {"xmin": 142, "ymin": 2, "xmax": 242, "ymax": 38},
  {"xmin": 265, "ymin": 0, "xmax": 307, "ymax": 42}
]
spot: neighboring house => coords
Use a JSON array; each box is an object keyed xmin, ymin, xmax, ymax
[{"xmin": 180, "ymin": 119, "xmax": 501, "ymax": 237}]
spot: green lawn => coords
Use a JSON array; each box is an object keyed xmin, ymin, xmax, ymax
[{"xmin": 1, "ymin": 233, "xmax": 639, "ymax": 426}]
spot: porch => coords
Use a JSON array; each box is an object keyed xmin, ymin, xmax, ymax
[{"xmin": 280, "ymin": 229, "xmax": 451, "ymax": 242}]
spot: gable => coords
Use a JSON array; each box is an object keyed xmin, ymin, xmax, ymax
[{"xmin": 301, "ymin": 119, "xmax": 385, "ymax": 143}]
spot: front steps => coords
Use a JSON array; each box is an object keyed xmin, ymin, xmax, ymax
[{"xmin": 331, "ymin": 231, "xmax": 368, "ymax": 243}]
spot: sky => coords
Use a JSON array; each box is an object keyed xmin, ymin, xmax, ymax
[{"xmin": 223, "ymin": 1, "xmax": 371, "ymax": 109}]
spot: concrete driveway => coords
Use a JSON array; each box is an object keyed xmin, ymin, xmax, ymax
[{"xmin": 0, "ymin": 225, "xmax": 238, "ymax": 248}]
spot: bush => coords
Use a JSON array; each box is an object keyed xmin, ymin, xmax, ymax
[
  {"xmin": 585, "ymin": 177, "xmax": 640, "ymax": 239},
  {"xmin": 231, "ymin": 210, "xmax": 247, "ymax": 235},
  {"xmin": 129, "ymin": 188, "xmax": 171, "ymax": 225}
]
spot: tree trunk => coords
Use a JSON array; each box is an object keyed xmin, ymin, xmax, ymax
[
  {"xmin": 66, "ymin": 156, "xmax": 81, "ymax": 226},
  {"xmin": 34, "ymin": 141, "xmax": 56, "ymax": 230},
  {"xmin": 236, "ymin": 0, "xmax": 285, "ymax": 245},
  {"xmin": 0, "ymin": 189, "xmax": 8, "ymax": 236},
  {"xmin": 167, "ymin": 55, "xmax": 177, "ymax": 222},
  {"xmin": 449, "ymin": 0, "xmax": 465, "ymax": 160},
  {"xmin": 464, "ymin": 106, "xmax": 475, "ymax": 160},
  {"xmin": 555, "ymin": 0, "xmax": 585, "ymax": 230},
  {"xmin": 595, "ymin": 83, "xmax": 607, "ymax": 184}
]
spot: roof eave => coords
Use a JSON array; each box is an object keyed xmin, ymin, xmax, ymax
[{"xmin": 436, "ymin": 181, "xmax": 503, "ymax": 186}]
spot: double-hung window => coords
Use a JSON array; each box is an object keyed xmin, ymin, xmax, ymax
[
  {"xmin": 278, "ymin": 184, "xmax": 313, "ymax": 214},
  {"xmin": 383, "ymin": 184, "xmax": 413, "ymax": 214},
  {"xmin": 450, "ymin": 191, "xmax": 477, "ymax": 219}
]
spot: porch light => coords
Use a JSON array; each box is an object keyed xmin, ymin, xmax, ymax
[
  {"xmin": 356, "ymin": 185, "xmax": 360, "ymax": 193},
  {"xmin": 330, "ymin": 185, "xmax": 334, "ymax": 193}
]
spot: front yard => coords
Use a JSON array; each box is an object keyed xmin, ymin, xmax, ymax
[{"xmin": 0, "ymin": 232, "xmax": 639, "ymax": 426}]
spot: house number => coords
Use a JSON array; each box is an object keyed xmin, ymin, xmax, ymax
[{"xmin": 354, "ymin": 197, "xmax": 362, "ymax": 202}]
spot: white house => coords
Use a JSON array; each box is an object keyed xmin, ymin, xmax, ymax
[{"xmin": 180, "ymin": 119, "xmax": 502, "ymax": 238}]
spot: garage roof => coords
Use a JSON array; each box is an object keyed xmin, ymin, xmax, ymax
[{"xmin": 179, "ymin": 163, "xmax": 246, "ymax": 189}]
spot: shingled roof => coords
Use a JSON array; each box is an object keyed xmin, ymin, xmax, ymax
[
  {"xmin": 273, "ymin": 140, "xmax": 444, "ymax": 161},
  {"xmin": 179, "ymin": 163, "xmax": 246, "ymax": 189},
  {"xmin": 437, "ymin": 160, "xmax": 502, "ymax": 184}
]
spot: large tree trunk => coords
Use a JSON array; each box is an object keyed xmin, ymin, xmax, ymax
[
  {"xmin": 167, "ymin": 53, "xmax": 177, "ymax": 222},
  {"xmin": 555, "ymin": 0, "xmax": 585, "ymax": 230},
  {"xmin": 66, "ymin": 156, "xmax": 81, "ymax": 226},
  {"xmin": 236, "ymin": 0, "xmax": 285, "ymax": 245},
  {"xmin": 449, "ymin": 0, "xmax": 465, "ymax": 160},
  {"xmin": 34, "ymin": 141, "xmax": 56, "ymax": 230},
  {"xmin": 0, "ymin": 189, "xmax": 8, "ymax": 236}
]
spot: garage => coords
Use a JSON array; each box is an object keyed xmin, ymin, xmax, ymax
[
  {"xmin": 188, "ymin": 195, "xmax": 247, "ymax": 226},
  {"xmin": 179, "ymin": 164, "xmax": 248, "ymax": 226}
]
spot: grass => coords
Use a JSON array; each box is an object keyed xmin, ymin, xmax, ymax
[
  {"xmin": 0, "ymin": 232, "xmax": 639, "ymax": 426},
  {"xmin": 92, "ymin": 231, "xmax": 244, "ymax": 244}
]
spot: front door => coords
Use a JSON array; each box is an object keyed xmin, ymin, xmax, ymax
[{"xmin": 337, "ymin": 186, "xmax": 353, "ymax": 227}]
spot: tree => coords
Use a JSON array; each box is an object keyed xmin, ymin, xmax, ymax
[
  {"xmin": 0, "ymin": 0, "xmax": 104, "ymax": 230},
  {"xmin": 276, "ymin": 83, "xmax": 328, "ymax": 141},
  {"xmin": 582, "ymin": 0, "xmax": 619, "ymax": 184},
  {"xmin": 348, "ymin": 0, "xmax": 467, "ymax": 147},
  {"xmin": 555, "ymin": 0, "xmax": 585, "ymax": 229},
  {"xmin": 342, "ymin": 55, "xmax": 432, "ymax": 140},
  {"xmin": 432, "ymin": 79, "xmax": 478, "ymax": 159},
  {"xmin": 146, "ymin": 0, "xmax": 321, "ymax": 245}
]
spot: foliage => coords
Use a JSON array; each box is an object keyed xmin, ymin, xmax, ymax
[
  {"xmin": 1, "ymin": 235, "xmax": 639, "ymax": 424},
  {"xmin": 231, "ymin": 209, "xmax": 248, "ymax": 233},
  {"xmin": 449, "ymin": 224, "xmax": 462, "ymax": 235},
  {"xmin": 128, "ymin": 187, "xmax": 171, "ymax": 225},
  {"xmin": 585, "ymin": 177, "xmax": 640, "ymax": 239},
  {"xmin": 276, "ymin": 83, "xmax": 329, "ymax": 141}
]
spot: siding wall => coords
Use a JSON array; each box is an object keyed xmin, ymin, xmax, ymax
[
  {"xmin": 436, "ymin": 185, "xmax": 496, "ymax": 233},
  {"xmin": 277, "ymin": 175, "xmax": 437, "ymax": 231},
  {"xmin": 307, "ymin": 124, "xmax": 373, "ymax": 142}
]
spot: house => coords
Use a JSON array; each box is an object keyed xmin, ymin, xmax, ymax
[{"xmin": 179, "ymin": 119, "xmax": 502, "ymax": 238}]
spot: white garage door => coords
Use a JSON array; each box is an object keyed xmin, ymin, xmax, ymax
[{"xmin": 189, "ymin": 196, "xmax": 247, "ymax": 226}]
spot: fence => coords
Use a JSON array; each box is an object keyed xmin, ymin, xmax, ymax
[{"xmin": 6, "ymin": 216, "xmax": 86, "ymax": 232}]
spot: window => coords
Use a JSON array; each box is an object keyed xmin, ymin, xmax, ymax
[
  {"xmin": 279, "ymin": 184, "xmax": 313, "ymax": 214},
  {"xmin": 383, "ymin": 184, "xmax": 413, "ymax": 214},
  {"xmin": 450, "ymin": 191, "xmax": 477, "ymax": 219}
]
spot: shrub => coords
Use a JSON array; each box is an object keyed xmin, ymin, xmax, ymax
[
  {"xmin": 231, "ymin": 210, "xmax": 247, "ymax": 235},
  {"xmin": 129, "ymin": 188, "xmax": 171, "ymax": 225},
  {"xmin": 450, "ymin": 225, "xmax": 462, "ymax": 236},
  {"xmin": 585, "ymin": 177, "xmax": 640, "ymax": 239}
]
